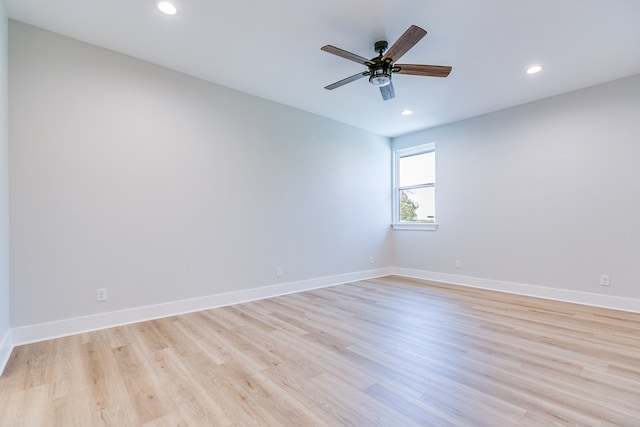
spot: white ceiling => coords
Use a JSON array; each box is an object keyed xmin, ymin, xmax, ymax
[{"xmin": 5, "ymin": 0, "xmax": 640, "ymax": 137}]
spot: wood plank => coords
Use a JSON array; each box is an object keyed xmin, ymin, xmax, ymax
[{"xmin": 1, "ymin": 276, "xmax": 639, "ymax": 425}]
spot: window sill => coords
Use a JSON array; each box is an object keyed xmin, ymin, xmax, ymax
[{"xmin": 391, "ymin": 223, "xmax": 438, "ymax": 231}]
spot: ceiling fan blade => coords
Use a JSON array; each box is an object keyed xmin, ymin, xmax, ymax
[
  {"xmin": 382, "ymin": 25, "xmax": 427, "ymax": 63},
  {"xmin": 380, "ymin": 82, "xmax": 395, "ymax": 101},
  {"xmin": 394, "ymin": 64, "xmax": 452, "ymax": 78},
  {"xmin": 324, "ymin": 72, "xmax": 369, "ymax": 90},
  {"xmin": 321, "ymin": 45, "xmax": 371, "ymax": 65}
]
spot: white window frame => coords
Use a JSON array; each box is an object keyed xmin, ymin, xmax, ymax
[{"xmin": 391, "ymin": 143, "xmax": 438, "ymax": 231}]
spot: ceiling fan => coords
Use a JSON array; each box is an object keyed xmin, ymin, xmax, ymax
[{"xmin": 321, "ymin": 25, "xmax": 452, "ymax": 101}]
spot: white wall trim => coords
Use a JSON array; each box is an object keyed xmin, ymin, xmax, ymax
[
  {"xmin": 11, "ymin": 268, "xmax": 394, "ymax": 346},
  {"xmin": 8, "ymin": 265, "xmax": 640, "ymax": 355},
  {"xmin": 392, "ymin": 267, "xmax": 640, "ymax": 313},
  {"xmin": 0, "ymin": 329, "xmax": 12, "ymax": 375},
  {"xmin": 391, "ymin": 223, "xmax": 438, "ymax": 231}
]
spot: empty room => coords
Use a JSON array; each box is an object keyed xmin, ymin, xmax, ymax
[{"xmin": 1, "ymin": 0, "xmax": 640, "ymax": 425}]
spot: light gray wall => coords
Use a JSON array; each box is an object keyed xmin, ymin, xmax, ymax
[
  {"xmin": 9, "ymin": 21, "xmax": 392, "ymax": 327},
  {"xmin": 0, "ymin": 6, "xmax": 9, "ymax": 343},
  {"xmin": 393, "ymin": 73, "xmax": 640, "ymax": 299}
]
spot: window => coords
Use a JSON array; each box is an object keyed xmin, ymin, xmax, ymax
[{"xmin": 392, "ymin": 143, "xmax": 437, "ymax": 230}]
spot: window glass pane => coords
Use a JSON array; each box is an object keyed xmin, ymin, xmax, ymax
[
  {"xmin": 399, "ymin": 152, "xmax": 435, "ymax": 187},
  {"xmin": 399, "ymin": 188, "xmax": 435, "ymax": 223}
]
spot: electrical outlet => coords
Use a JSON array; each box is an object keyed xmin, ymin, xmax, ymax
[
  {"xmin": 276, "ymin": 267, "xmax": 283, "ymax": 277},
  {"xmin": 454, "ymin": 260, "xmax": 461, "ymax": 269},
  {"xmin": 599, "ymin": 274, "xmax": 610, "ymax": 287},
  {"xmin": 369, "ymin": 256, "xmax": 374, "ymax": 264},
  {"xmin": 96, "ymin": 288, "xmax": 108, "ymax": 302}
]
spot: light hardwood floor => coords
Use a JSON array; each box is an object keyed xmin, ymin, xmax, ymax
[{"xmin": 1, "ymin": 276, "xmax": 639, "ymax": 426}]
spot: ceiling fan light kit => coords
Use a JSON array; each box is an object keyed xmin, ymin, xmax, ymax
[
  {"xmin": 321, "ymin": 25, "xmax": 452, "ymax": 101},
  {"xmin": 369, "ymin": 64, "xmax": 392, "ymax": 87}
]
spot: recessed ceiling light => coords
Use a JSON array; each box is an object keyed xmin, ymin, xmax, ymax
[
  {"xmin": 401, "ymin": 109, "xmax": 413, "ymax": 116},
  {"xmin": 157, "ymin": 1, "xmax": 177, "ymax": 15},
  {"xmin": 526, "ymin": 65, "xmax": 542, "ymax": 75}
]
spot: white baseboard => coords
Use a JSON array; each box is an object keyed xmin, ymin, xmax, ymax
[
  {"xmin": 8, "ymin": 265, "xmax": 640, "ymax": 352},
  {"xmin": 0, "ymin": 328, "xmax": 12, "ymax": 375},
  {"xmin": 11, "ymin": 267, "xmax": 394, "ymax": 346},
  {"xmin": 392, "ymin": 267, "xmax": 640, "ymax": 313}
]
